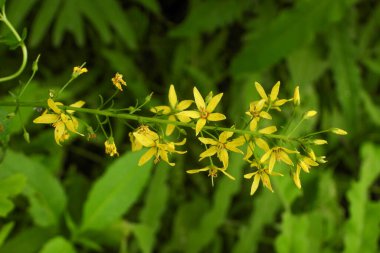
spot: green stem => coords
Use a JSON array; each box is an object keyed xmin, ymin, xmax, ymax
[
  {"xmin": 0, "ymin": 5, "xmax": 28, "ymax": 83},
  {"xmin": 57, "ymin": 77, "xmax": 75, "ymax": 97}
]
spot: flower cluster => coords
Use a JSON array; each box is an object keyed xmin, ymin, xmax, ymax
[{"xmin": 32, "ymin": 68, "xmax": 347, "ymax": 196}]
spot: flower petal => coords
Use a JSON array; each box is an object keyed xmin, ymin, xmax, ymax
[
  {"xmin": 48, "ymin": 99, "xmax": 62, "ymax": 114},
  {"xmin": 219, "ymin": 169, "xmax": 235, "ymax": 180},
  {"xmin": 293, "ymin": 166, "xmax": 302, "ymax": 189},
  {"xmin": 198, "ymin": 137, "xmax": 218, "ymax": 145},
  {"xmin": 187, "ymin": 167, "xmax": 209, "ymax": 174},
  {"xmin": 259, "ymin": 126, "xmax": 277, "ymax": 134},
  {"xmin": 206, "ymin": 93, "xmax": 223, "ymax": 112},
  {"xmin": 218, "ymin": 149, "xmax": 229, "ymax": 168},
  {"xmin": 33, "ymin": 114, "xmax": 60, "ymax": 124},
  {"xmin": 176, "ymin": 110, "xmax": 200, "ymax": 119},
  {"xmin": 256, "ymin": 138, "xmax": 269, "ymax": 151},
  {"xmin": 151, "ymin": 106, "xmax": 171, "ymax": 115},
  {"xmin": 138, "ymin": 147, "xmax": 156, "ymax": 166},
  {"xmin": 260, "ymin": 172, "xmax": 273, "ymax": 192},
  {"xmin": 54, "ymin": 121, "xmax": 66, "ymax": 145},
  {"xmin": 255, "ymin": 82, "xmax": 268, "ymax": 100},
  {"xmin": 176, "ymin": 100, "xmax": 193, "ymax": 111},
  {"xmin": 133, "ymin": 133, "xmax": 155, "ymax": 147},
  {"xmin": 195, "ymin": 118, "xmax": 206, "ymax": 136},
  {"xmin": 270, "ymin": 81, "xmax": 280, "ymax": 101},
  {"xmin": 250, "ymin": 174, "xmax": 261, "ymax": 195},
  {"xmin": 199, "ymin": 146, "xmax": 218, "ymax": 159},
  {"xmin": 259, "ymin": 111, "xmax": 272, "ymax": 120},
  {"xmin": 168, "ymin": 84, "xmax": 178, "ymax": 108},
  {"xmin": 207, "ymin": 113, "xmax": 226, "ymax": 121},
  {"xmin": 260, "ymin": 149, "xmax": 272, "ymax": 163},
  {"xmin": 219, "ymin": 131, "xmax": 233, "ymax": 143},
  {"xmin": 193, "ymin": 87, "xmax": 206, "ymax": 111}
]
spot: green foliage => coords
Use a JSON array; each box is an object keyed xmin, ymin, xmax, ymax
[{"xmin": 1, "ymin": 0, "xmax": 379, "ymax": 252}]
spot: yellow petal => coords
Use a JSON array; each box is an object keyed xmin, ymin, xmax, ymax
[
  {"xmin": 54, "ymin": 121, "xmax": 66, "ymax": 145},
  {"xmin": 261, "ymin": 172, "xmax": 273, "ymax": 192},
  {"xmin": 195, "ymin": 118, "xmax": 206, "ymax": 136},
  {"xmin": 176, "ymin": 110, "xmax": 200, "ymax": 119},
  {"xmin": 255, "ymin": 99, "xmax": 266, "ymax": 111},
  {"xmin": 138, "ymin": 147, "xmax": 156, "ymax": 166},
  {"xmin": 207, "ymin": 113, "xmax": 226, "ymax": 121},
  {"xmin": 260, "ymin": 150, "xmax": 272, "ymax": 163},
  {"xmin": 250, "ymin": 174, "xmax": 261, "ymax": 195},
  {"xmin": 218, "ymin": 149, "xmax": 229, "ymax": 168},
  {"xmin": 270, "ymin": 81, "xmax": 280, "ymax": 101},
  {"xmin": 249, "ymin": 119, "xmax": 258, "ymax": 131},
  {"xmin": 268, "ymin": 153, "xmax": 276, "ymax": 172},
  {"xmin": 259, "ymin": 126, "xmax": 277, "ymax": 134},
  {"xmin": 255, "ymin": 138, "xmax": 269, "ymax": 151},
  {"xmin": 187, "ymin": 167, "xmax": 209, "ymax": 174},
  {"xmin": 279, "ymin": 151, "xmax": 294, "ymax": 166},
  {"xmin": 176, "ymin": 114, "xmax": 192, "ymax": 123},
  {"xmin": 193, "ymin": 87, "xmax": 206, "ymax": 111},
  {"xmin": 151, "ymin": 106, "xmax": 171, "ymax": 114},
  {"xmin": 133, "ymin": 133, "xmax": 155, "ymax": 147},
  {"xmin": 259, "ymin": 111, "xmax": 272, "ymax": 120},
  {"xmin": 67, "ymin": 100, "xmax": 85, "ymax": 114},
  {"xmin": 255, "ymin": 82, "xmax": 268, "ymax": 100},
  {"xmin": 206, "ymin": 93, "xmax": 223, "ymax": 112},
  {"xmin": 219, "ymin": 131, "xmax": 233, "ymax": 143},
  {"xmin": 273, "ymin": 99, "xmax": 288, "ymax": 107},
  {"xmin": 219, "ymin": 169, "xmax": 235, "ymax": 180},
  {"xmin": 176, "ymin": 100, "xmax": 193, "ymax": 111},
  {"xmin": 33, "ymin": 114, "xmax": 60, "ymax": 124},
  {"xmin": 159, "ymin": 149, "xmax": 175, "ymax": 166},
  {"xmin": 168, "ymin": 84, "xmax": 178, "ymax": 108},
  {"xmin": 244, "ymin": 172, "xmax": 255, "ymax": 179},
  {"xmin": 48, "ymin": 99, "xmax": 62, "ymax": 114},
  {"xmin": 293, "ymin": 166, "xmax": 302, "ymax": 189},
  {"xmin": 199, "ymin": 146, "xmax": 218, "ymax": 159},
  {"xmin": 198, "ymin": 137, "xmax": 218, "ymax": 145},
  {"xmin": 166, "ymin": 124, "xmax": 175, "ymax": 136}
]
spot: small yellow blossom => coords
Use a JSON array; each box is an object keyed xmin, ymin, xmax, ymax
[
  {"xmin": 105, "ymin": 137, "xmax": 119, "ymax": 157},
  {"xmin": 151, "ymin": 84, "xmax": 193, "ymax": 136},
  {"xmin": 244, "ymin": 137, "xmax": 269, "ymax": 161},
  {"xmin": 255, "ymin": 81, "xmax": 288, "ymax": 111},
  {"xmin": 72, "ymin": 66, "xmax": 88, "ymax": 78},
  {"xmin": 33, "ymin": 98, "xmax": 85, "ymax": 145},
  {"xmin": 331, "ymin": 128, "xmax": 348, "ymax": 135},
  {"xmin": 133, "ymin": 132, "xmax": 186, "ymax": 166},
  {"xmin": 260, "ymin": 144, "xmax": 299, "ymax": 172},
  {"xmin": 177, "ymin": 87, "xmax": 226, "ymax": 135},
  {"xmin": 293, "ymin": 86, "xmax": 300, "ymax": 106},
  {"xmin": 111, "ymin": 72, "xmax": 127, "ymax": 91},
  {"xmin": 187, "ymin": 164, "xmax": 235, "ymax": 186},
  {"xmin": 129, "ymin": 125, "xmax": 159, "ymax": 151},
  {"xmin": 303, "ymin": 110, "xmax": 317, "ymax": 119},
  {"xmin": 245, "ymin": 99, "xmax": 272, "ymax": 131},
  {"xmin": 292, "ymin": 156, "xmax": 319, "ymax": 189},
  {"xmin": 244, "ymin": 161, "xmax": 283, "ymax": 195},
  {"xmin": 198, "ymin": 131, "xmax": 245, "ymax": 168}
]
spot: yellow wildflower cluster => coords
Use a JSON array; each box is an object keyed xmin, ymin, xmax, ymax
[{"xmin": 32, "ymin": 69, "xmax": 347, "ymax": 196}]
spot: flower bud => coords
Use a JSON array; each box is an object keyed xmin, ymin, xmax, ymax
[
  {"xmin": 72, "ymin": 65, "xmax": 88, "ymax": 78},
  {"xmin": 312, "ymin": 139, "xmax": 327, "ymax": 145},
  {"xmin": 303, "ymin": 110, "xmax": 317, "ymax": 119},
  {"xmin": 293, "ymin": 86, "xmax": 300, "ymax": 106},
  {"xmin": 32, "ymin": 54, "xmax": 40, "ymax": 73},
  {"xmin": 331, "ymin": 128, "xmax": 347, "ymax": 135}
]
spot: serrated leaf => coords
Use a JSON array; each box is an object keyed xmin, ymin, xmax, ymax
[
  {"xmin": 39, "ymin": 236, "xmax": 76, "ymax": 253},
  {"xmin": 30, "ymin": 0, "xmax": 61, "ymax": 47},
  {"xmin": 0, "ymin": 150, "xmax": 66, "ymax": 226},
  {"xmin": 343, "ymin": 143, "xmax": 380, "ymax": 253},
  {"xmin": 80, "ymin": 150, "xmax": 152, "ymax": 232}
]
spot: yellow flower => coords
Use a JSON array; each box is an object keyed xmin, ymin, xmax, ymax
[
  {"xmin": 111, "ymin": 72, "xmax": 127, "ymax": 91},
  {"xmin": 293, "ymin": 86, "xmax": 300, "ymax": 106},
  {"xmin": 245, "ymin": 99, "xmax": 272, "ymax": 131},
  {"xmin": 292, "ymin": 156, "xmax": 319, "ymax": 189},
  {"xmin": 151, "ymin": 84, "xmax": 193, "ymax": 136},
  {"xmin": 198, "ymin": 131, "xmax": 245, "ymax": 168},
  {"xmin": 72, "ymin": 66, "xmax": 88, "ymax": 78},
  {"xmin": 129, "ymin": 125, "xmax": 159, "ymax": 151},
  {"xmin": 187, "ymin": 164, "xmax": 235, "ymax": 186},
  {"xmin": 105, "ymin": 137, "xmax": 119, "ymax": 157},
  {"xmin": 33, "ymin": 98, "xmax": 85, "ymax": 145},
  {"xmin": 244, "ymin": 161, "xmax": 283, "ymax": 195},
  {"xmin": 260, "ymin": 143, "xmax": 298, "ymax": 172},
  {"xmin": 133, "ymin": 132, "xmax": 186, "ymax": 166},
  {"xmin": 255, "ymin": 81, "xmax": 288, "ymax": 111},
  {"xmin": 177, "ymin": 87, "xmax": 226, "ymax": 135},
  {"xmin": 243, "ymin": 137, "xmax": 269, "ymax": 161}
]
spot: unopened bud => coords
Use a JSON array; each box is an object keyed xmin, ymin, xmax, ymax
[
  {"xmin": 32, "ymin": 54, "xmax": 41, "ymax": 73},
  {"xmin": 303, "ymin": 110, "xmax": 317, "ymax": 119},
  {"xmin": 331, "ymin": 128, "xmax": 347, "ymax": 135},
  {"xmin": 23, "ymin": 130, "xmax": 30, "ymax": 143},
  {"xmin": 312, "ymin": 139, "xmax": 327, "ymax": 145},
  {"xmin": 293, "ymin": 86, "xmax": 300, "ymax": 106}
]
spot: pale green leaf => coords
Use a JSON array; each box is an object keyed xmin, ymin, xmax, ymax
[
  {"xmin": 39, "ymin": 236, "xmax": 76, "ymax": 253},
  {"xmin": 80, "ymin": 150, "xmax": 152, "ymax": 231}
]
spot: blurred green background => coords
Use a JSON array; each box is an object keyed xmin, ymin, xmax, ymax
[{"xmin": 0, "ymin": 0, "xmax": 379, "ymax": 252}]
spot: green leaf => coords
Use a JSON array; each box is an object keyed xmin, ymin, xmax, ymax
[
  {"xmin": 184, "ymin": 153, "xmax": 245, "ymax": 253},
  {"xmin": 134, "ymin": 163, "xmax": 169, "ymax": 253},
  {"xmin": 169, "ymin": 0, "xmax": 251, "ymax": 37},
  {"xmin": 0, "ymin": 0, "xmax": 5, "ymax": 8},
  {"xmin": 0, "ymin": 227, "xmax": 54, "ymax": 253},
  {"xmin": 343, "ymin": 143, "xmax": 380, "ymax": 253},
  {"xmin": 231, "ymin": 0, "xmax": 346, "ymax": 75},
  {"xmin": 329, "ymin": 23, "xmax": 361, "ymax": 134},
  {"xmin": 135, "ymin": 0, "xmax": 160, "ymax": 15},
  {"xmin": 0, "ymin": 150, "xmax": 66, "ymax": 227},
  {"xmin": 0, "ymin": 173, "xmax": 26, "ymax": 217},
  {"xmin": 39, "ymin": 236, "xmax": 76, "ymax": 253},
  {"xmin": 0, "ymin": 222, "xmax": 14, "ymax": 247},
  {"xmin": 30, "ymin": 0, "xmax": 61, "ymax": 47},
  {"xmin": 80, "ymin": 150, "xmax": 153, "ymax": 231}
]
